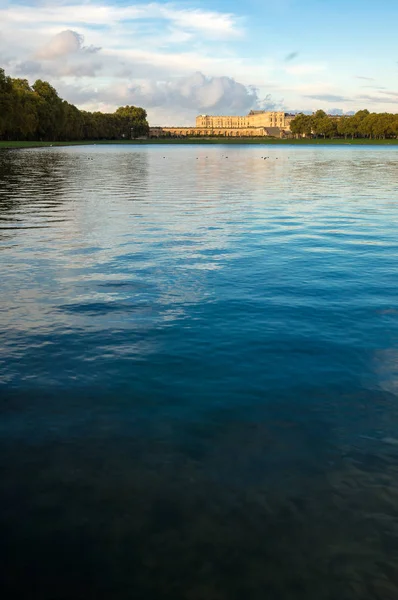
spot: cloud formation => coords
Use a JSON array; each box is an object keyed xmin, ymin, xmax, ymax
[
  {"xmin": 1, "ymin": 0, "xmax": 395, "ymax": 120},
  {"xmin": 0, "ymin": 2, "xmax": 241, "ymax": 40},
  {"xmin": 304, "ymin": 93, "xmax": 351, "ymax": 103},
  {"xmin": 56, "ymin": 72, "xmax": 282, "ymax": 125},
  {"xmin": 129, "ymin": 72, "xmax": 259, "ymax": 112},
  {"xmin": 357, "ymin": 94, "xmax": 398, "ymax": 104},
  {"xmin": 36, "ymin": 30, "xmax": 100, "ymax": 60},
  {"xmin": 327, "ymin": 108, "xmax": 344, "ymax": 115},
  {"xmin": 379, "ymin": 90, "xmax": 398, "ymax": 97}
]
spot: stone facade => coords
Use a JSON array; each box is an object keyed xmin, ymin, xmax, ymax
[
  {"xmin": 196, "ymin": 111, "xmax": 294, "ymax": 132},
  {"xmin": 159, "ymin": 127, "xmax": 270, "ymax": 138},
  {"xmin": 149, "ymin": 111, "xmax": 295, "ymax": 139}
]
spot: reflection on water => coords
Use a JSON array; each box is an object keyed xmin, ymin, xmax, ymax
[{"xmin": 1, "ymin": 145, "xmax": 398, "ymax": 598}]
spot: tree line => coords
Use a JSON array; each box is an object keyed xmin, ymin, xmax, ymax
[
  {"xmin": 290, "ymin": 110, "xmax": 398, "ymax": 139},
  {"xmin": 0, "ymin": 67, "xmax": 149, "ymax": 141}
]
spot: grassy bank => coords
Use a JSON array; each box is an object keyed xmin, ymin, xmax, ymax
[{"xmin": 1, "ymin": 138, "xmax": 398, "ymax": 150}]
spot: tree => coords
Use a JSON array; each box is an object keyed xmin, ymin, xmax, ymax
[
  {"xmin": 11, "ymin": 78, "xmax": 39, "ymax": 139},
  {"xmin": 369, "ymin": 113, "xmax": 395, "ymax": 139},
  {"xmin": 311, "ymin": 110, "xmax": 328, "ymax": 137},
  {"xmin": 32, "ymin": 79, "xmax": 64, "ymax": 140},
  {"xmin": 0, "ymin": 68, "xmax": 14, "ymax": 139},
  {"xmin": 289, "ymin": 113, "xmax": 312, "ymax": 137},
  {"xmin": 390, "ymin": 115, "xmax": 398, "ymax": 138},
  {"xmin": 337, "ymin": 116, "xmax": 355, "ymax": 139},
  {"xmin": 60, "ymin": 101, "xmax": 84, "ymax": 141},
  {"xmin": 313, "ymin": 116, "xmax": 337, "ymax": 138},
  {"xmin": 0, "ymin": 67, "xmax": 151, "ymax": 142},
  {"xmin": 349, "ymin": 109, "xmax": 370, "ymax": 138},
  {"xmin": 313, "ymin": 109, "xmax": 327, "ymax": 120},
  {"xmin": 115, "ymin": 105, "xmax": 149, "ymax": 138}
]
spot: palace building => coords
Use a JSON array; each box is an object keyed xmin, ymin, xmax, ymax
[
  {"xmin": 149, "ymin": 111, "xmax": 295, "ymax": 139},
  {"xmin": 196, "ymin": 111, "xmax": 294, "ymax": 131}
]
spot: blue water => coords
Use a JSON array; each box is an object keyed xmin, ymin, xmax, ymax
[{"xmin": 1, "ymin": 144, "xmax": 398, "ymax": 599}]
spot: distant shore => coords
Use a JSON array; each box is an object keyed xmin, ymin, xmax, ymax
[{"xmin": 1, "ymin": 138, "xmax": 398, "ymax": 150}]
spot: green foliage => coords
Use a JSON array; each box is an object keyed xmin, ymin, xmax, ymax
[
  {"xmin": 0, "ymin": 67, "xmax": 149, "ymax": 141},
  {"xmin": 337, "ymin": 116, "xmax": 356, "ymax": 139},
  {"xmin": 0, "ymin": 68, "xmax": 14, "ymax": 137},
  {"xmin": 290, "ymin": 108, "xmax": 398, "ymax": 140},
  {"xmin": 314, "ymin": 116, "xmax": 338, "ymax": 138},
  {"xmin": 115, "ymin": 105, "xmax": 149, "ymax": 138},
  {"xmin": 289, "ymin": 113, "xmax": 313, "ymax": 137},
  {"xmin": 313, "ymin": 109, "xmax": 327, "ymax": 120}
]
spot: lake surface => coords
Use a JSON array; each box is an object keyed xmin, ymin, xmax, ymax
[{"xmin": 1, "ymin": 144, "xmax": 398, "ymax": 599}]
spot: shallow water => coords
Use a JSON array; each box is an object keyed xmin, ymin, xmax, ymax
[{"xmin": 1, "ymin": 144, "xmax": 398, "ymax": 599}]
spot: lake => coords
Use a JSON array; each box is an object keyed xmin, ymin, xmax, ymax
[{"xmin": 1, "ymin": 144, "xmax": 398, "ymax": 599}]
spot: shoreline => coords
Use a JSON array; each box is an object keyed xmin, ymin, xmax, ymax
[{"xmin": 1, "ymin": 138, "xmax": 398, "ymax": 149}]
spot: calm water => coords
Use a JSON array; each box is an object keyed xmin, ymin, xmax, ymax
[{"xmin": 1, "ymin": 144, "xmax": 398, "ymax": 599}]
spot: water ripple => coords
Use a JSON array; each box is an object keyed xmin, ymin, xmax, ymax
[{"xmin": 1, "ymin": 144, "xmax": 398, "ymax": 598}]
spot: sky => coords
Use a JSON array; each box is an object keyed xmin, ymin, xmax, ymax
[{"xmin": 0, "ymin": 0, "xmax": 397, "ymax": 125}]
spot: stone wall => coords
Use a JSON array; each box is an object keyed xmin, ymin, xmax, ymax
[
  {"xmin": 158, "ymin": 127, "xmax": 269, "ymax": 137},
  {"xmin": 195, "ymin": 111, "xmax": 295, "ymax": 132},
  {"xmin": 149, "ymin": 126, "xmax": 293, "ymax": 138}
]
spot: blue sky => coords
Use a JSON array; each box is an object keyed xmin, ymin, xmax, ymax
[{"xmin": 0, "ymin": 0, "xmax": 397, "ymax": 124}]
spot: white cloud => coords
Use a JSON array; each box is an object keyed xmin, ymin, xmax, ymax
[
  {"xmin": 56, "ymin": 71, "xmax": 282, "ymax": 125},
  {"xmin": 129, "ymin": 72, "xmax": 259, "ymax": 111},
  {"xmin": 160, "ymin": 6, "xmax": 242, "ymax": 38},
  {"xmin": 36, "ymin": 30, "xmax": 83, "ymax": 59},
  {"xmin": 36, "ymin": 29, "xmax": 100, "ymax": 60},
  {"xmin": 0, "ymin": 1, "xmax": 248, "ymax": 91},
  {"xmin": 0, "ymin": 2, "xmax": 241, "ymax": 39},
  {"xmin": 3, "ymin": 1, "xmax": 393, "ymax": 119}
]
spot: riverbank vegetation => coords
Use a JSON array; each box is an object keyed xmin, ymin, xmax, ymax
[
  {"xmin": 0, "ymin": 68, "xmax": 149, "ymax": 141},
  {"xmin": 290, "ymin": 110, "xmax": 398, "ymax": 140},
  {"xmin": 2, "ymin": 138, "xmax": 398, "ymax": 150}
]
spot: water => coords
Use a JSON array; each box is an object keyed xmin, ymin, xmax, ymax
[{"xmin": 1, "ymin": 144, "xmax": 398, "ymax": 599}]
